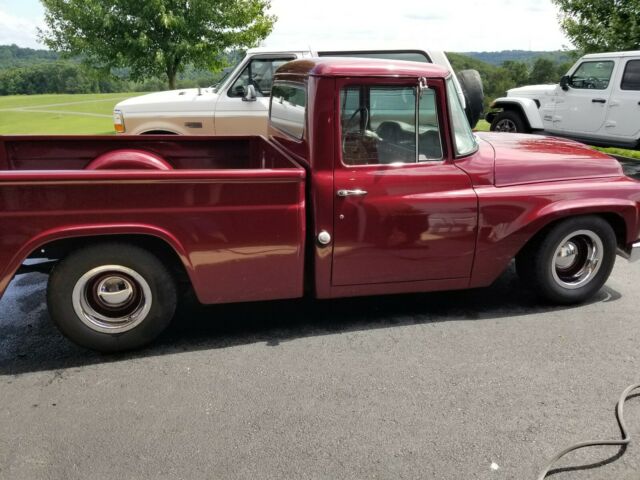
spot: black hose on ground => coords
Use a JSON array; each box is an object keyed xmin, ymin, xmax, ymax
[{"xmin": 537, "ymin": 383, "xmax": 640, "ymax": 479}]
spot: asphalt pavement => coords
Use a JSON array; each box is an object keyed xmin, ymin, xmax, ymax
[{"xmin": 1, "ymin": 261, "xmax": 640, "ymax": 480}]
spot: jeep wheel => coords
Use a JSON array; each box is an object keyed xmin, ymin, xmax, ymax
[
  {"xmin": 457, "ymin": 69, "xmax": 484, "ymax": 129},
  {"xmin": 490, "ymin": 110, "xmax": 528, "ymax": 133}
]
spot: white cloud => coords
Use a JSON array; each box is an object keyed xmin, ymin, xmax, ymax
[
  {"xmin": 264, "ymin": 0, "xmax": 572, "ymax": 52},
  {"xmin": 0, "ymin": 9, "xmax": 43, "ymax": 48}
]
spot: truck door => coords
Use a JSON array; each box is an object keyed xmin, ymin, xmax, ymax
[
  {"xmin": 331, "ymin": 78, "xmax": 478, "ymax": 286},
  {"xmin": 603, "ymin": 58, "xmax": 640, "ymax": 141},
  {"xmin": 555, "ymin": 59, "xmax": 616, "ymax": 135},
  {"xmin": 214, "ymin": 55, "xmax": 296, "ymax": 136}
]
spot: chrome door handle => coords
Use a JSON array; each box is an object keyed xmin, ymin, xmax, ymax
[{"xmin": 337, "ymin": 189, "xmax": 368, "ymax": 197}]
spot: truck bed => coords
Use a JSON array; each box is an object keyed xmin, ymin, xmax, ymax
[{"xmin": 0, "ymin": 135, "xmax": 307, "ymax": 304}]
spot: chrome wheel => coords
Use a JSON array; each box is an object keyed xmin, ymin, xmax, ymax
[
  {"xmin": 72, "ymin": 265, "xmax": 152, "ymax": 334},
  {"xmin": 551, "ymin": 230, "xmax": 604, "ymax": 289},
  {"xmin": 494, "ymin": 118, "xmax": 518, "ymax": 132}
]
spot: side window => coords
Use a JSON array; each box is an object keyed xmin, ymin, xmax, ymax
[
  {"xmin": 228, "ymin": 57, "xmax": 294, "ymax": 98},
  {"xmin": 569, "ymin": 61, "xmax": 615, "ymax": 90},
  {"xmin": 621, "ymin": 60, "xmax": 640, "ymax": 91},
  {"xmin": 340, "ymin": 85, "xmax": 443, "ymax": 166},
  {"xmin": 270, "ymin": 82, "xmax": 306, "ymax": 139}
]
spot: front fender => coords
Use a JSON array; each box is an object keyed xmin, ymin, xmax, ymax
[
  {"xmin": 489, "ymin": 97, "xmax": 544, "ymax": 130},
  {"xmin": 470, "ymin": 189, "xmax": 640, "ymax": 288}
]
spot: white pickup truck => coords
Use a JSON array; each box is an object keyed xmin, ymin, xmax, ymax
[
  {"xmin": 113, "ymin": 46, "xmax": 484, "ymax": 136},
  {"xmin": 486, "ymin": 51, "xmax": 640, "ymax": 149}
]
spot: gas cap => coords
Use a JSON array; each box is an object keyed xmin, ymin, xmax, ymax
[{"xmin": 317, "ymin": 231, "xmax": 331, "ymax": 246}]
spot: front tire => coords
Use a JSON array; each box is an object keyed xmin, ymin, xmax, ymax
[
  {"xmin": 516, "ymin": 216, "xmax": 617, "ymax": 304},
  {"xmin": 490, "ymin": 110, "xmax": 528, "ymax": 133},
  {"xmin": 47, "ymin": 243, "xmax": 177, "ymax": 352}
]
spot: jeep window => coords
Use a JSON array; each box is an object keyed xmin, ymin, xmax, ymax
[
  {"xmin": 569, "ymin": 61, "xmax": 615, "ymax": 90},
  {"xmin": 621, "ymin": 60, "xmax": 640, "ymax": 91},
  {"xmin": 446, "ymin": 77, "xmax": 477, "ymax": 157},
  {"xmin": 228, "ymin": 57, "xmax": 295, "ymax": 98},
  {"xmin": 318, "ymin": 50, "xmax": 431, "ymax": 63},
  {"xmin": 340, "ymin": 84, "xmax": 443, "ymax": 166},
  {"xmin": 270, "ymin": 82, "xmax": 306, "ymax": 139}
]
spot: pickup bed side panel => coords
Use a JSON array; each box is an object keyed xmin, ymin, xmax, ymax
[
  {"xmin": 0, "ymin": 169, "xmax": 306, "ymax": 304},
  {"xmin": 469, "ymin": 177, "xmax": 640, "ymax": 287}
]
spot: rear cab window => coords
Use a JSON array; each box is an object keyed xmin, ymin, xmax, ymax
[
  {"xmin": 269, "ymin": 82, "xmax": 307, "ymax": 139},
  {"xmin": 319, "ymin": 50, "xmax": 432, "ymax": 63}
]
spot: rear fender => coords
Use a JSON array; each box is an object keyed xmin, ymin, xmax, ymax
[{"xmin": 0, "ymin": 224, "xmax": 194, "ymax": 301}]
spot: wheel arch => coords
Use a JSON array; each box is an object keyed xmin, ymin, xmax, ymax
[
  {"xmin": 470, "ymin": 202, "xmax": 636, "ymax": 289},
  {"xmin": 487, "ymin": 98, "xmax": 544, "ymax": 130},
  {"xmin": 3, "ymin": 225, "xmax": 196, "ymax": 298}
]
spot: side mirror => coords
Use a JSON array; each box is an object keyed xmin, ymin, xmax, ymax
[
  {"xmin": 560, "ymin": 75, "xmax": 570, "ymax": 91},
  {"xmin": 242, "ymin": 84, "xmax": 257, "ymax": 102}
]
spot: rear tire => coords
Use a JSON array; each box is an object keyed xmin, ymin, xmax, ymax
[
  {"xmin": 516, "ymin": 216, "xmax": 617, "ymax": 304},
  {"xmin": 490, "ymin": 110, "xmax": 528, "ymax": 133},
  {"xmin": 47, "ymin": 243, "xmax": 177, "ymax": 352}
]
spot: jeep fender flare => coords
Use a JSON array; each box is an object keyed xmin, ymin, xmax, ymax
[{"xmin": 486, "ymin": 97, "xmax": 544, "ymax": 130}]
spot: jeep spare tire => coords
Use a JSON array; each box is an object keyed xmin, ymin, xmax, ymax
[{"xmin": 457, "ymin": 69, "xmax": 484, "ymax": 129}]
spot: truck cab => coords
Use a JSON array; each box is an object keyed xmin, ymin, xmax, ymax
[{"xmin": 486, "ymin": 51, "xmax": 640, "ymax": 149}]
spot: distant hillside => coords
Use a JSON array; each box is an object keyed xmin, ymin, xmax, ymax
[
  {"xmin": 461, "ymin": 50, "xmax": 574, "ymax": 66},
  {"xmin": 0, "ymin": 44, "xmax": 61, "ymax": 68}
]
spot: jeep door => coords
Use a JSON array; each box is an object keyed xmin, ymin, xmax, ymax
[
  {"xmin": 602, "ymin": 57, "xmax": 640, "ymax": 142},
  {"xmin": 555, "ymin": 59, "xmax": 617, "ymax": 136}
]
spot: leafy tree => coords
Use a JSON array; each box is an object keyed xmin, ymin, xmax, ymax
[
  {"xmin": 39, "ymin": 0, "xmax": 276, "ymax": 90},
  {"xmin": 528, "ymin": 58, "xmax": 559, "ymax": 84},
  {"xmin": 552, "ymin": 0, "xmax": 640, "ymax": 53},
  {"xmin": 502, "ymin": 60, "xmax": 529, "ymax": 86}
]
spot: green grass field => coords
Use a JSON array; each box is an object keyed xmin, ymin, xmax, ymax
[{"xmin": 0, "ymin": 92, "xmax": 142, "ymax": 135}]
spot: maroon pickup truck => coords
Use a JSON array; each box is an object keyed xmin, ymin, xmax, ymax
[{"xmin": 1, "ymin": 58, "xmax": 639, "ymax": 352}]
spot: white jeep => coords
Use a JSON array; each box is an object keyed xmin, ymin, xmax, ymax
[
  {"xmin": 486, "ymin": 51, "xmax": 640, "ymax": 149},
  {"xmin": 113, "ymin": 46, "xmax": 484, "ymax": 136}
]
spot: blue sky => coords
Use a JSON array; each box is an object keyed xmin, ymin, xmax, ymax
[{"xmin": 0, "ymin": 0, "xmax": 571, "ymax": 52}]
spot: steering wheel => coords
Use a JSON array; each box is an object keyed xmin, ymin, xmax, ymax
[{"xmin": 584, "ymin": 76, "xmax": 600, "ymax": 89}]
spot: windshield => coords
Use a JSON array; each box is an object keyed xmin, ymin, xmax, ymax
[{"xmin": 211, "ymin": 63, "xmax": 239, "ymax": 92}]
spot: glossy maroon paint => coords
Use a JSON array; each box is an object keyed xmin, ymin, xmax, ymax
[
  {"xmin": 1, "ymin": 57, "xmax": 640, "ymax": 306},
  {"xmin": 0, "ymin": 136, "xmax": 306, "ymax": 304}
]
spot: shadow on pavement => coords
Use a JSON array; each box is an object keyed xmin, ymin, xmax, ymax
[{"xmin": 0, "ymin": 265, "xmax": 622, "ymax": 376}]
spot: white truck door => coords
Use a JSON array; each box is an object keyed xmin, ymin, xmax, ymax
[
  {"xmin": 555, "ymin": 59, "xmax": 616, "ymax": 135},
  {"xmin": 214, "ymin": 55, "xmax": 297, "ymax": 136},
  {"xmin": 602, "ymin": 58, "xmax": 640, "ymax": 141}
]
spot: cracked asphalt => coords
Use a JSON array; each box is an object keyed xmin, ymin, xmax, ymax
[{"xmin": 1, "ymin": 261, "xmax": 640, "ymax": 480}]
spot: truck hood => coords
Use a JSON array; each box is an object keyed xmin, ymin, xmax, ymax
[
  {"xmin": 507, "ymin": 84, "xmax": 557, "ymax": 97},
  {"xmin": 476, "ymin": 132, "xmax": 622, "ymax": 187},
  {"xmin": 116, "ymin": 88, "xmax": 218, "ymax": 113}
]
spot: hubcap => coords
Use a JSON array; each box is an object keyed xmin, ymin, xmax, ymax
[
  {"xmin": 551, "ymin": 230, "xmax": 604, "ymax": 289},
  {"xmin": 495, "ymin": 118, "xmax": 517, "ymax": 133},
  {"xmin": 72, "ymin": 265, "xmax": 152, "ymax": 334}
]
